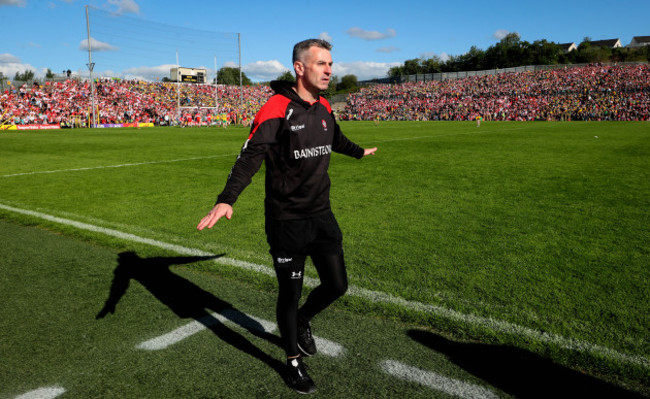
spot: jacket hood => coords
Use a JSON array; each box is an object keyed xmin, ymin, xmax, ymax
[{"xmin": 270, "ymin": 80, "xmax": 315, "ymax": 107}]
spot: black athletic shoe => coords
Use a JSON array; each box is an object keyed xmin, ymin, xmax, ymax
[
  {"xmin": 297, "ymin": 317, "xmax": 317, "ymax": 357},
  {"xmin": 285, "ymin": 357, "xmax": 316, "ymax": 394}
]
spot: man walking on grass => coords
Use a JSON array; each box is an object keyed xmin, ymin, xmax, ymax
[{"xmin": 197, "ymin": 38, "xmax": 377, "ymax": 394}]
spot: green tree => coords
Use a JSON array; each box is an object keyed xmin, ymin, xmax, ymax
[
  {"xmin": 456, "ymin": 46, "xmax": 485, "ymax": 71},
  {"xmin": 421, "ymin": 56, "xmax": 444, "ymax": 73},
  {"xmin": 276, "ymin": 70, "xmax": 295, "ymax": 82},
  {"xmin": 337, "ymin": 74, "xmax": 358, "ymax": 91},
  {"xmin": 387, "ymin": 65, "xmax": 405, "ymax": 78},
  {"xmin": 13, "ymin": 69, "xmax": 35, "ymax": 81},
  {"xmin": 45, "ymin": 69, "xmax": 55, "ymax": 78},
  {"xmin": 573, "ymin": 37, "xmax": 612, "ymax": 64},
  {"xmin": 216, "ymin": 67, "xmax": 252, "ymax": 86},
  {"xmin": 483, "ymin": 32, "xmax": 526, "ymax": 68},
  {"xmin": 321, "ymin": 75, "xmax": 337, "ymax": 99},
  {"xmin": 530, "ymin": 40, "xmax": 561, "ymax": 65},
  {"xmin": 577, "ymin": 37, "xmax": 592, "ymax": 51},
  {"xmin": 403, "ymin": 59, "xmax": 422, "ymax": 75}
]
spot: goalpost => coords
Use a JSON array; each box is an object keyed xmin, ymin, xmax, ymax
[{"xmin": 83, "ymin": 6, "xmax": 241, "ymax": 128}]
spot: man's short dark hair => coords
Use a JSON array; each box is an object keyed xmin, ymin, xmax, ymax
[{"xmin": 292, "ymin": 39, "xmax": 332, "ymax": 64}]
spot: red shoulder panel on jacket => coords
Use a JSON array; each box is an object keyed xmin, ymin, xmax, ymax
[
  {"xmin": 249, "ymin": 95, "xmax": 292, "ymax": 138},
  {"xmin": 319, "ymin": 96, "xmax": 332, "ymax": 113}
]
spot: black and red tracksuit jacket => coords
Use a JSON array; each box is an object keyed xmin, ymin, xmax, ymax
[{"xmin": 216, "ymin": 80, "xmax": 365, "ymax": 220}]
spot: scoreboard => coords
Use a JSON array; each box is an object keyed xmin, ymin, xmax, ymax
[{"xmin": 170, "ymin": 67, "xmax": 207, "ymax": 83}]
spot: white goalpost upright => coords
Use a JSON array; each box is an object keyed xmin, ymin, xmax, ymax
[{"xmin": 84, "ymin": 5, "xmax": 97, "ymax": 127}]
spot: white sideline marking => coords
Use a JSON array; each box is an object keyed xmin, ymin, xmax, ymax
[
  {"xmin": 0, "ymin": 154, "xmax": 236, "ymax": 178},
  {"xmin": 137, "ymin": 319, "xmax": 206, "ymax": 350},
  {"xmin": 381, "ymin": 360, "xmax": 499, "ymax": 399},
  {"xmin": 137, "ymin": 309, "xmax": 345, "ymax": 357},
  {"xmin": 0, "ymin": 203, "xmax": 274, "ymax": 277},
  {"xmin": 137, "ymin": 310, "xmax": 277, "ymax": 350},
  {"xmin": 15, "ymin": 386, "xmax": 66, "ymax": 399},
  {"xmin": 0, "ymin": 202, "xmax": 647, "ymax": 369},
  {"xmin": 314, "ymin": 336, "xmax": 345, "ymax": 357}
]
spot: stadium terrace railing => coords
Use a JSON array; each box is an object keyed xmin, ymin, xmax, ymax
[{"xmin": 359, "ymin": 61, "xmax": 649, "ymax": 86}]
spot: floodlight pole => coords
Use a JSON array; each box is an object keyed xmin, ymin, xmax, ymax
[
  {"xmin": 85, "ymin": 5, "xmax": 97, "ymax": 128},
  {"xmin": 238, "ymin": 33, "xmax": 242, "ymax": 123},
  {"xmin": 214, "ymin": 56, "xmax": 218, "ymax": 113},
  {"xmin": 176, "ymin": 50, "xmax": 180, "ymax": 124}
]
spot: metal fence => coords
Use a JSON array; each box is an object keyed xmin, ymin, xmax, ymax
[
  {"xmin": 1, "ymin": 75, "xmax": 75, "ymax": 92},
  {"xmin": 359, "ymin": 61, "xmax": 649, "ymax": 86}
]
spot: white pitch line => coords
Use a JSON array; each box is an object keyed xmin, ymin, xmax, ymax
[
  {"xmin": 0, "ymin": 202, "xmax": 647, "ymax": 370},
  {"xmin": 137, "ymin": 310, "xmax": 277, "ymax": 351},
  {"xmin": 14, "ymin": 386, "xmax": 66, "ymax": 399},
  {"xmin": 136, "ymin": 309, "xmax": 345, "ymax": 357},
  {"xmin": 137, "ymin": 319, "xmax": 206, "ymax": 350},
  {"xmin": 381, "ymin": 360, "xmax": 499, "ymax": 399},
  {"xmin": 0, "ymin": 153, "xmax": 237, "ymax": 178}
]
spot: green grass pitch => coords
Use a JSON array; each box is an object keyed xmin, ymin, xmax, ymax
[{"xmin": 1, "ymin": 121, "xmax": 648, "ymax": 397}]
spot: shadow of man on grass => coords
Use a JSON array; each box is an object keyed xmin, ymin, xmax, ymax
[
  {"xmin": 407, "ymin": 329, "xmax": 645, "ymax": 399},
  {"xmin": 96, "ymin": 251, "xmax": 284, "ymax": 376}
]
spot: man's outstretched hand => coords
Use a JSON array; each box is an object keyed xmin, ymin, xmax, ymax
[
  {"xmin": 197, "ymin": 203, "xmax": 233, "ymax": 230},
  {"xmin": 364, "ymin": 147, "xmax": 377, "ymax": 156}
]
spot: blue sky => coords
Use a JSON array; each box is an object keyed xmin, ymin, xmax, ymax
[{"xmin": 1, "ymin": 0, "xmax": 648, "ymax": 82}]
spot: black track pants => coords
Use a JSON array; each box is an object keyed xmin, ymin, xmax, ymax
[{"xmin": 274, "ymin": 253, "xmax": 348, "ymax": 357}]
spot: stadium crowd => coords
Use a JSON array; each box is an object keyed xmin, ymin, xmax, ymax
[
  {"xmin": 0, "ymin": 79, "xmax": 273, "ymax": 127},
  {"xmin": 1, "ymin": 64, "xmax": 648, "ymax": 127},
  {"xmin": 342, "ymin": 64, "xmax": 650, "ymax": 122}
]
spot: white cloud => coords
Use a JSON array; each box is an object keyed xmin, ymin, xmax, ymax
[
  {"xmin": 79, "ymin": 37, "xmax": 119, "ymax": 52},
  {"xmin": 0, "ymin": 0, "xmax": 25, "ymax": 7},
  {"xmin": 0, "ymin": 53, "xmax": 21, "ymax": 64},
  {"xmin": 347, "ymin": 27, "xmax": 396, "ymax": 41},
  {"xmin": 420, "ymin": 51, "xmax": 450, "ymax": 62},
  {"xmin": 333, "ymin": 61, "xmax": 401, "ymax": 81},
  {"xmin": 119, "ymin": 64, "xmax": 177, "ymax": 81},
  {"xmin": 493, "ymin": 29, "xmax": 519, "ymax": 40},
  {"xmin": 319, "ymin": 32, "xmax": 333, "ymax": 43},
  {"xmin": 377, "ymin": 46, "xmax": 400, "ymax": 53},
  {"xmin": 0, "ymin": 53, "xmax": 40, "ymax": 79},
  {"xmin": 107, "ymin": 0, "xmax": 140, "ymax": 15},
  {"xmin": 243, "ymin": 60, "xmax": 290, "ymax": 82}
]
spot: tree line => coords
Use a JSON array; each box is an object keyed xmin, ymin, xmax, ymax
[{"xmin": 387, "ymin": 33, "xmax": 650, "ymax": 78}]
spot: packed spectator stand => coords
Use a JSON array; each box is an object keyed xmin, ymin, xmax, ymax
[
  {"xmin": 0, "ymin": 79, "xmax": 273, "ymax": 128},
  {"xmin": 1, "ymin": 64, "xmax": 648, "ymax": 128},
  {"xmin": 342, "ymin": 64, "xmax": 650, "ymax": 122}
]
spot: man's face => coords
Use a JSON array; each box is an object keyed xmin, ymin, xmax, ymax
[{"xmin": 296, "ymin": 46, "xmax": 333, "ymax": 93}]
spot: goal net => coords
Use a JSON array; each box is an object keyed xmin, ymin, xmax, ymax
[{"xmin": 84, "ymin": 6, "xmax": 240, "ymax": 125}]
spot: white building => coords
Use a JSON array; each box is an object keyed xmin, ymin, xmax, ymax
[{"xmin": 627, "ymin": 36, "xmax": 650, "ymax": 48}]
